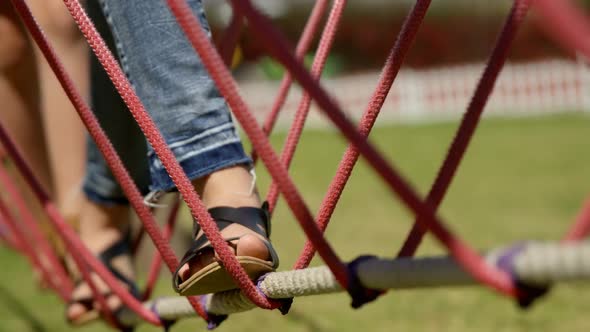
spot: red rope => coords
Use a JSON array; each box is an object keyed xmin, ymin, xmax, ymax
[
  {"xmin": 0, "ymin": 197, "xmax": 60, "ymax": 295},
  {"xmin": 563, "ymin": 197, "xmax": 590, "ymax": 242},
  {"xmin": 294, "ymin": 0, "xmax": 433, "ymax": 269},
  {"xmin": 0, "ymin": 163, "xmax": 73, "ymax": 299},
  {"xmin": 59, "ymin": 0, "xmax": 286, "ymax": 310},
  {"xmin": 534, "ymin": 0, "xmax": 590, "ymax": 59},
  {"xmin": 397, "ymin": 0, "xmax": 532, "ymax": 258},
  {"xmin": 252, "ymin": 0, "xmax": 331, "ymax": 163},
  {"xmin": 218, "ymin": 11, "xmax": 244, "ymax": 67},
  {"xmin": 266, "ymin": 0, "xmax": 347, "ymax": 212},
  {"xmin": 142, "ymin": 196, "xmax": 181, "ymax": 301},
  {"xmin": 0, "ymin": 128, "xmax": 123, "ymax": 326},
  {"xmin": 9, "ymin": 0, "xmax": 184, "ymax": 323},
  {"xmin": 532, "ymin": 1, "xmax": 590, "ymax": 242},
  {"xmin": 0, "ymin": 213, "xmax": 21, "ymax": 250},
  {"xmin": 165, "ymin": 0, "xmax": 351, "ymax": 293},
  {"xmin": 231, "ymin": 0, "xmax": 519, "ymax": 297}
]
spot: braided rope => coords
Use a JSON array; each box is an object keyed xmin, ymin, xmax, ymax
[
  {"xmin": 534, "ymin": 0, "xmax": 590, "ymax": 59},
  {"xmin": 165, "ymin": 0, "xmax": 351, "ymax": 292},
  {"xmin": 116, "ymin": 240, "xmax": 590, "ymax": 325},
  {"xmin": 0, "ymin": 165, "xmax": 72, "ymax": 300},
  {"xmin": 295, "ymin": 0, "xmax": 433, "ymax": 269},
  {"xmin": 8, "ymin": 0, "xmax": 167, "ymax": 324},
  {"xmin": 231, "ymin": 0, "xmax": 518, "ymax": 297},
  {"xmin": 251, "ymin": 0, "xmax": 331, "ymax": 163},
  {"xmin": 397, "ymin": 0, "xmax": 532, "ymax": 257},
  {"xmin": 1, "ymin": 0, "xmax": 588, "ymax": 328},
  {"xmin": 266, "ymin": 0, "xmax": 347, "ymax": 213}
]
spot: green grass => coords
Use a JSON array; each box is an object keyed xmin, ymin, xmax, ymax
[{"xmin": 1, "ymin": 114, "xmax": 589, "ymax": 332}]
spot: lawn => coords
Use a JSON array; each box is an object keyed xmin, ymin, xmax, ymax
[{"xmin": 1, "ymin": 114, "xmax": 589, "ymax": 332}]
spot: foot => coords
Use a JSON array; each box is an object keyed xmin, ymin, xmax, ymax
[
  {"xmin": 177, "ymin": 165, "xmax": 273, "ymax": 287},
  {"xmin": 66, "ymin": 251, "xmax": 135, "ymax": 323},
  {"xmin": 65, "ymin": 199, "xmax": 134, "ymax": 324},
  {"xmin": 177, "ymin": 219, "xmax": 271, "ymax": 283}
]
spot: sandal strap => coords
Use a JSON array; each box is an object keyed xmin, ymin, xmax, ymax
[
  {"xmin": 192, "ymin": 201, "xmax": 271, "ymax": 238},
  {"xmin": 97, "ymin": 232, "xmax": 139, "ymax": 298},
  {"xmin": 173, "ymin": 202, "xmax": 277, "ymax": 291},
  {"xmin": 70, "ymin": 233, "xmax": 139, "ymax": 302}
]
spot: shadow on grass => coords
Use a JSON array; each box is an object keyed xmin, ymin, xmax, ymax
[{"xmin": 0, "ymin": 285, "xmax": 47, "ymax": 332}]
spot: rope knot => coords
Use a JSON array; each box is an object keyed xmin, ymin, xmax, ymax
[
  {"xmin": 256, "ymin": 273, "xmax": 294, "ymax": 315},
  {"xmin": 346, "ymin": 255, "xmax": 385, "ymax": 309},
  {"xmin": 496, "ymin": 243, "xmax": 550, "ymax": 309}
]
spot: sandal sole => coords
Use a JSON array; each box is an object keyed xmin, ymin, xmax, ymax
[{"xmin": 177, "ymin": 256, "xmax": 274, "ymax": 296}]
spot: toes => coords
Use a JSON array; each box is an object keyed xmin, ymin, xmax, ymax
[
  {"xmin": 66, "ymin": 302, "xmax": 88, "ymax": 321},
  {"xmin": 93, "ymin": 295, "xmax": 122, "ymax": 313},
  {"xmin": 180, "ymin": 247, "xmax": 217, "ymax": 282},
  {"xmin": 179, "ymin": 233, "xmax": 270, "ymax": 283}
]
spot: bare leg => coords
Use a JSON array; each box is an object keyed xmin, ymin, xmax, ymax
[
  {"xmin": 0, "ymin": 2, "xmax": 52, "ymax": 191},
  {"xmin": 66, "ymin": 199, "xmax": 132, "ymax": 320},
  {"xmin": 28, "ymin": 0, "xmax": 88, "ymax": 221},
  {"xmin": 66, "ymin": 165, "xmax": 268, "ymax": 320}
]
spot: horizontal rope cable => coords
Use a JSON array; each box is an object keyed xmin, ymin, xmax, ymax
[{"xmin": 118, "ymin": 240, "xmax": 590, "ymax": 325}]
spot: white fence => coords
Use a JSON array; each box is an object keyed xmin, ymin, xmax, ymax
[{"xmin": 239, "ymin": 59, "xmax": 590, "ymax": 128}]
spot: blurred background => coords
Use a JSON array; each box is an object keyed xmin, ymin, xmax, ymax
[
  {"xmin": 204, "ymin": 0, "xmax": 590, "ymax": 126},
  {"xmin": 1, "ymin": 1, "xmax": 589, "ymax": 332}
]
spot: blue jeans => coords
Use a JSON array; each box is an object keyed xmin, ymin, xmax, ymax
[{"xmin": 83, "ymin": 0, "xmax": 251, "ymax": 204}]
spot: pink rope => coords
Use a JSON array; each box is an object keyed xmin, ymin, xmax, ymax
[
  {"xmin": 294, "ymin": 0, "xmax": 433, "ymax": 269},
  {"xmin": 142, "ymin": 196, "xmax": 181, "ymax": 301},
  {"xmin": 266, "ymin": 0, "xmax": 347, "ymax": 212},
  {"xmin": 563, "ymin": 196, "xmax": 590, "ymax": 242},
  {"xmin": 534, "ymin": 0, "xmax": 590, "ymax": 59},
  {"xmin": 165, "ymin": 0, "xmax": 351, "ymax": 293},
  {"xmin": 218, "ymin": 11, "xmax": 244, "ymax": 67},
  {"xmin": 0, "ymin": 215, "xmax": 21, "ymax": 250},
  {"xmin": 9, "ymin": 0, "xmax": 183, "ymax": 323},
  {"xmin": 231, "ymin": 0, "xmax": 519, "ymax": 297},
  {"xmin": 0, "ymin": 163, "xmax": 73, "ymax": 298},
  {"xmin": 0, "ymin": 128, "xmax": 122, "ymax": 325},
  {"xmin": 252, "ymin": 0, "xmax": 331, "ymax": 163},
  {"xmin": 0, "ymin": 197, "xmax": 60, "ymax": 296},
  {"xmin": 397, "ymin": 0, "xmax": 532, "ymax": 258},
  {"xmin": 60, "ymin": 0, "xmax": 281, "ymax": 310}
]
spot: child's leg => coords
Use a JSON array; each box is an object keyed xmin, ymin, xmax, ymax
[
  {"xmin": 66, "ymin": 0, "xmax": 151, "ymax": 322},
  {"xmin": 0, "ymin": 2, "xmax": 52, "ymax": 191},
  {"xmin": 28, "ymin": 0, "xmax": 89, "ymax": 221},
  {"xmin": 95, "ymin": 0, "xmax": 271, "ymax": 281}
]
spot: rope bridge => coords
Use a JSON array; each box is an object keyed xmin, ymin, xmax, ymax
[{"xmin": 1, "ymin": 0, "xmax": 590, "ymax": 329}]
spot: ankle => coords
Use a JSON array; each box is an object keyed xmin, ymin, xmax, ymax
[
  {"xmin": 193, "ymin": 165, "xmax": 261, "ymax": 208},
  {"xmin": 78, "ymin": 197, "xmax": 130, "ymax": 252}
]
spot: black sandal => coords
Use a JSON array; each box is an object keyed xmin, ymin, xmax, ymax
[
  {"xmin": 66, "ymin": 235, "xmax": 139, "ymax": 326},
  {"xmin": 173, "ymin": 202, "xmax": 279, "ymax": 296}
]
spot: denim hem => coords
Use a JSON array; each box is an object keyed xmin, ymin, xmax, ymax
[
  {"xmin": 83, "ymin": 186, "xmax": 130, "ymax": 206},
  {"xmin": 149, "ymin": 141, "xmax": 252, "ymax": 192}
]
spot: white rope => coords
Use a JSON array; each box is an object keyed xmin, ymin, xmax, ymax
[{"xmin": 118, "ymin": 240, "xmax": 590, "ymax": 325}]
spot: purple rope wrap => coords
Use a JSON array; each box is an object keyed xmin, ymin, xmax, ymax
[{"xmin": 496, "ymin": 243, "xmax": 550, "ymax": 308}]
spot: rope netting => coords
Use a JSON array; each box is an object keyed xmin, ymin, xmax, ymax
[{"xmin": 1, "ymin": 0, "xmax": 590, "ymax": 329}]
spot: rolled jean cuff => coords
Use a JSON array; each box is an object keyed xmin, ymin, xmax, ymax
[
  {"xmin": 83, "ymin": 181, "xmax": 131, "ymax": 206},
  {"xmin": 148, "ymin": 127, "xmax": 252, "ymax": 192}
]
